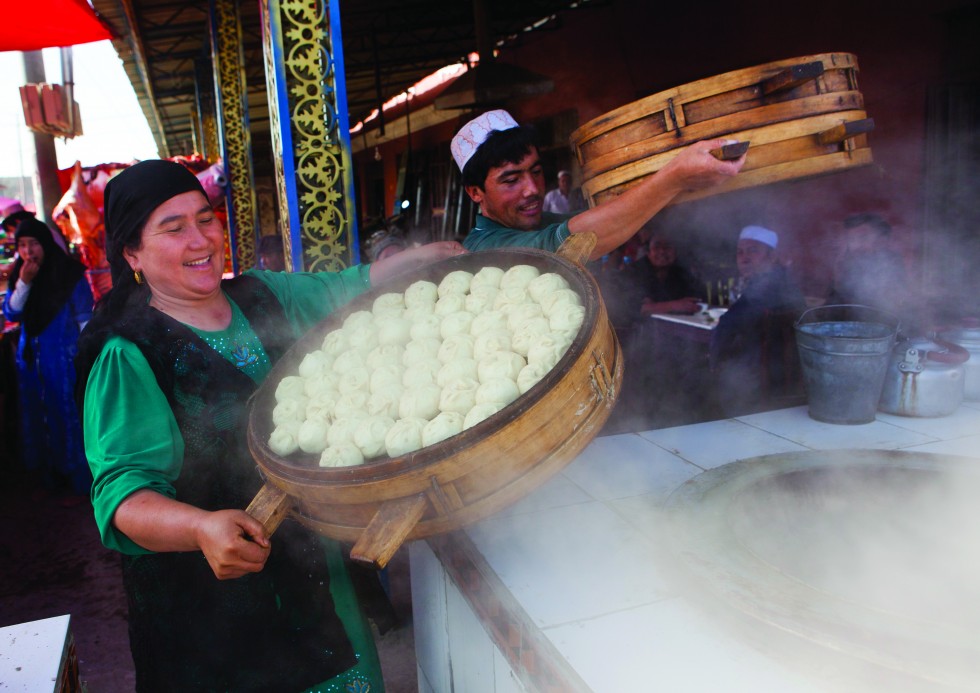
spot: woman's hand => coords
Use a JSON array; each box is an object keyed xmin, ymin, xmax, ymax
[
  {"xmin": 19, "ymin": 257, "xmax": 40, "ymax": 284},
  {"xmin": 369, "ymin": 241, "xmax": 467, "ymax": 285},
  {"xmin": 195, "ymin": 510, "xmax": 272, "ymax": 580},
  {"xmin": 113, "ymin": 489, "xmax": 271, "ymax": 580}
]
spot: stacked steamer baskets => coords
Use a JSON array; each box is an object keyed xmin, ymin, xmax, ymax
[
  {"xmin": 572, "ymin": 52, "xmax": 874, "ymax": 208},
  {"xmin": 246, "ymin": 234, "xmax": 623, "ymax": 569}
]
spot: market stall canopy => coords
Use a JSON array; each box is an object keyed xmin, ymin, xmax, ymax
[
  {"xmin": 0, "ymin": 0, "xmax": 112, "ymax": 52},
  {"xmin": 89, "ymin": 0, "xmax": 603, "ymax": 161}
]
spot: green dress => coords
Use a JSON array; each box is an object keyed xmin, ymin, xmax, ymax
[{"xmin": 84, "ymin": 267, "xmax": 384, "ymax": 693}]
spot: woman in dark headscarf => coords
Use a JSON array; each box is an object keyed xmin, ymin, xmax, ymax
[
  {"xmin": 3, "ymin": 217, "xmax": 93, "ymax": 496},
  {"xmin": 75, "ymin": 159, "xmax": 465, "ymax": 692}
]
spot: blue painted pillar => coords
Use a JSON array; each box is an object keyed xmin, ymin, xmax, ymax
[{"xmin": 259, "ymin": 0, "xmax": 360, "ymax": 272}]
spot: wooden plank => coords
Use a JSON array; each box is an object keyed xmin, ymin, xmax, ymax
[
  {"xmin": 582, "ymin": 117, "xmax": 875, "ymax": 190},
  {"xmin": 570, "ymin": 52, "xmax": 858, "ymax": 143},
  {"xmin": 428, "ymin": 533, "xmax": 594, "ymax": 693},
  {"xmin": 684, "ymin": 69, "xmax": 851, "ymax": 124},
  {"xmin": 586, "ymin": 149, "xmax": 874, "ymax": 207},
  {"xmin": 582, "ymin": 104, "xmax": 868, "ymax": 180},
  {"xmin": 580, "ymin": 93, "xmax": 865, "ymax": 179},
  {"xmin": 576, "ymin": 111, "xmax": 668, "ymax": 163}
]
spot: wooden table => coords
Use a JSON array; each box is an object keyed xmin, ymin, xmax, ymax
[{"xmin": 609, "ymin": 309, "xmax": 728, "ymax": 428}]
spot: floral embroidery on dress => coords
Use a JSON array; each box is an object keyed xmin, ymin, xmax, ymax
[{"xmin": 232, "ymin": 345, "xmax": 259, "ymax": 369}]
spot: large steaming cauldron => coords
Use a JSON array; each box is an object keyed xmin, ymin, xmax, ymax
[
  {"xmin": 666, "ymin": 450, "xmax": 980, "ymax": 690},
  {"xmin": 246, "ymin": 234, "xmax": 623, "ymax": 568}
]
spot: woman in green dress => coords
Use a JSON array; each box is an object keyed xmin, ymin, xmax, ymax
[{"xmin": 75, "ymin": 159, "xmax": 464, "ymax": 692}]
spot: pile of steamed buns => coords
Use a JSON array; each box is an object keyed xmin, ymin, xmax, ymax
[{"xmin": 268, "ymin": 264, "xmax": 586, "ymax": 467}]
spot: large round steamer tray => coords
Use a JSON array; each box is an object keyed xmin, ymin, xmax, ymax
[
  {"xmin": 246, "ymin": 233, "xmax": 623, "ymax": 568},
  {"xmin": 571, "ymin": 52, "xmax": 875, "ymax": 208}
]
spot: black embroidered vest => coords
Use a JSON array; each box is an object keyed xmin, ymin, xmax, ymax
[{"xmin": 112, "ymin": 276, "xmax": 355, "ymax": 692}]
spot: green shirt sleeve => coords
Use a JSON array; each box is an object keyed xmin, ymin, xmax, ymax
[
  {"xmin": 245, "ymin": 265, "xmax": 372, "ymax": 336},
  {"xmin": 86, "ymin": 265, "xmax": 374, "ymax": 555},
  {"xmin": 86, "ymin": 336, "xmax": 183, "ymax": 554}
]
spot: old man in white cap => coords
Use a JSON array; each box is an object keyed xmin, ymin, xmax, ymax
[
  {"xmin": 451, "ymin": 109, "xmax": 745, "ymax": 260},
  {"xmin": 710, "ymin": 225, "xmax": 806, "ymax": 416},
  {"xmin": 542, "ymin": 170, "xmax": 579, "ymax": 214}
]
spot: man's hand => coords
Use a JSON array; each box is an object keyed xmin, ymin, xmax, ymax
[
  {"xmin": 194, "ymin": 509, "xmax": 271, "ymax": 580},
  {"xmin": 570, "ymin": 138, "xmax": 746, "ymax": 260},
  {"xmin": 641, "ymin": 296, "xmax": 701, "ymax": 316},
  {"xmin": 370, "ymin": 241, "xmax": 467, "ymax": 285},
  {"xmin": 657, "ymin": 139, "xmax": 747, "ymax": 195}
]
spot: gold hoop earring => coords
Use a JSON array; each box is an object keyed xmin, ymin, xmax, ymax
[{"xmin": 134, "ymin": 270, "xmax": 144, "ymax": 285}]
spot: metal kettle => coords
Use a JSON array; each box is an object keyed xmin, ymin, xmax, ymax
[
  {"xmin": 938, "ymin": 318, "xmax": 980, "ymax": 402},
  {"xmin": 878, "ymin": 337, "xmax": 969, "ymax": 417}
]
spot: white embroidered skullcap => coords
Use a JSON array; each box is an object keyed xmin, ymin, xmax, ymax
[
  {"xmin": 451, "ymin": 109, "xmax": 520, "ymax": 171},
  {"xmin": 557, "ymin": 170, "xmax": 571, "ymax": 178},
  {"xmin": 739, "ymin": 225, "xmax": 778, "ymax": 249}
]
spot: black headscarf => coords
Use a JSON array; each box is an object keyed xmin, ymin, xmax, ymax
[
  {"xmin": 7, "ymin": 217, "xmax": 87, "ymax": 337},
  {"xmin": 1, "ymin": 209, "xmax": 34, "ymax": 233},
  {"xmin": 75, "ymin": 160, "xmax": 209, "ymax": 408},
  {"xmin": 103, "ymin": 159, "xmax": 208, "ymax": 287}
]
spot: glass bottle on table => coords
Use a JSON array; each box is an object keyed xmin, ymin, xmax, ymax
[{"xmin": 729, "ymin": 276, "xmax": 742, "ymax": 305}]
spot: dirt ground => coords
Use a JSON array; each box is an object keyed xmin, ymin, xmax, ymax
[{"xmin": 0, "ymin": 465, "xmax": 418, "ymax": 692}]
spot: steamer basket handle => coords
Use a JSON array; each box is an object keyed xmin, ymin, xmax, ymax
[
  {"xmin": 556, "ymin": 232, "xmax": 597, "ymax": 265},
  {"xmin": 350, "ymin": 494, "xmax": 428, "ymax": 569},
  {"xmin": 246, "ymin": 482, "xmax": 291, "ymax": 537},
  {"xmin": 914, "ymin": 338, "xmax": 970, "ymax": 365}
]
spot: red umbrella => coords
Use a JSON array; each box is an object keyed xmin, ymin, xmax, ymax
[{"xmin": 1, "ymin": 0, "xmax": 112, "ymax": 52}]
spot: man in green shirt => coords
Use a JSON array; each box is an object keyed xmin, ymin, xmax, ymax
[{"xmin": 453, "ymin": 109, "xmax": 746, "ymax": 259}]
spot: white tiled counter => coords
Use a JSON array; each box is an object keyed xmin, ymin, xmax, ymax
[{"xmin": 409, "ymin": 403, "xmax": 980, "ymax": 692}]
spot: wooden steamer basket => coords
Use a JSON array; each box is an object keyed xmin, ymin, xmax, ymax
[
  {"xmin": 571, "ymin": 52, "xmax": 875, "ymax": 207},
  {"xmin": 246, "ymin": 234, "xmax": 623, "ymax": 568}
]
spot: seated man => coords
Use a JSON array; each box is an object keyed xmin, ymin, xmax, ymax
[
  {"xmin": 602, "ymin": 232, "xmax": 703, "ymax": 331},
  {"xmin": 452, "ymin": 110, "xmax": 744, "ymax": 261},
  {"xmin": 710, "ymin": 225, "xmax": 806, "ymax": 416},
  {"xmin": 601, "ymin": 231, "xmax": 708, "ymax": 429},
  {"xmin": 827, "ymin": 212, "xmax": 917, "ymax": 326}
]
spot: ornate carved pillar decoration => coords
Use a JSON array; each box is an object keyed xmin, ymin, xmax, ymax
[
  {"xmin": 210, "ymin": 0, "xmax": 259, "ymax": 272},
  {"xmin": 202, "ymin": 110, "xmax": 221, "ymax": 165},
  {"xmin": 259, "ymin": 0, "xmax": 359, "ymax": 272},
  {"xmin": 194, "ymin": 57, "xmax": 221, "ymax": 162}
]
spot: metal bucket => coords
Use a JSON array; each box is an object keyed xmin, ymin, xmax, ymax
[{"xmin": 795, "ymin": 305, "xmax": 897, "ymax": 424}]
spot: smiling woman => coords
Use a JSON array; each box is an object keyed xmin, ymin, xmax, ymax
[
  {"xmin": 71, "ymin": 159, "xmax": 464, "ymax": 692},
  {"xmin": 73, "ymin": 159, "xmax": 384, "ymax": 691},
  {"xmin": 123, "ymin": 192, "xmax": 229, "ymax": 327}
]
